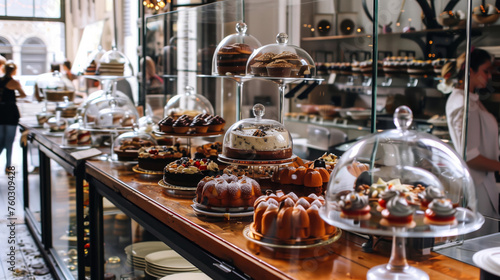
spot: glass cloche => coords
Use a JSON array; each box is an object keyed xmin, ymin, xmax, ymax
[
  {"xmin": 221, "ymin": 104, "xmax": 292, "ymax": 160},
  {"xmin": 164, "ymin": 86, "xmax": 214, "ymax": 118},
  {"xmin": 82, "ymin": 90, "xmax": 139, "ymax": 129},
  {"xmin": 320, "ymin": 106, "xmax": 484, "ymax": 280},
  {"xmin": 245, "ymin": 33, "xmax": 316, "ymax": 78},
  {"xmin": 97, "ymin": 47, "xmax": 134, "ymax": 77},
  {"xmin": 211, "ymin": 22, "xmax": 262, "ymax": 76},
  {"xmin": 37, "ymin": 70, "xmax": 75, "ymax": 102},
  {"xmin": 62, "ymin": 116, "xmax": 92, "ymax": 148},
  {"xmin": 112, "ymin": 128, "xmax": 157, "ymax": 161},
  {"xmin": 83, "ymin": 46, "xmax": 106, "ymax": 75},
  {"xmin": 321, "ymin": 105, "xmax": 483, "ymax": 237}
]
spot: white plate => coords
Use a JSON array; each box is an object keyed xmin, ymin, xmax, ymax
[
  {"xmin": 159, "ymin": 272, "xmax": 211, "ymax": 280},
  {"xmin": 191, "ymin": 204, "xmax": 254, "ymax": 218},
  {"xmin": 145, "ymin": 250, "xmax": 196, "ymax": 270},
  {"xmin": 124, "ymin": 241, "xmax": 171, "ymax": 259},
  {"xmin": 473, "ymin": 247, "xmax": 500, "ymax": 277}
]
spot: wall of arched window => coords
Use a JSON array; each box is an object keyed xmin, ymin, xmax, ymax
[
  {"xmin": 21, "ymin": 37, "xmax": 47, "ymax": 75},
  {"xmin": 0, "ymin": 36, "xmax": 13, "ymax": 60}
]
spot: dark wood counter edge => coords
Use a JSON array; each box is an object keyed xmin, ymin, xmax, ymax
[{"xmin": 85, "ymin": 160, "xmax": 290, "ymax": 280}]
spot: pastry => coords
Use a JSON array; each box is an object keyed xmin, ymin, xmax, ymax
[
  {"xmin": 195, "ymin": 174, "xmax": 262, "ymax": 208},
  {"xmin": 424, "ymin": 198, "xmax": 457, "ymax": 225},
  {"xmin": 380, "ymin": 195, "xmax": 415, "ymax": 227},
  {"xmin": 419, "ymin": 186, "xmax": 445, "ymax": 210},
  {"xmin": 339, "ymin": 191, "xmax": 371, "ymax": 220},
  {"xmin": 137, "ymin": 145, "xmax": 188, "ymax": 171},
  {"xmin": 163, "ymin": 157, "xmax": 221, "ymax": 187}
]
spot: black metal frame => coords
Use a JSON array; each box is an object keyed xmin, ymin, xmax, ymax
[
  {"xmin": 21, "ymin": 130, "xmax": 86, "ymax": 280},
  {"xmin": 87, "ymin": 173, "xmax": 251, "ymax": 280}
]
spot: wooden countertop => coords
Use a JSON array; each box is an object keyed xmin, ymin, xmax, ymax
[{"xmin": 85, "ymin": 159, "xmax": 480, "ymax": 280}]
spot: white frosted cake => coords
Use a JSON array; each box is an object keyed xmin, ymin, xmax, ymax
[{"xmin": 224, "ymin": 125, "xmax": 292, "ymax": 160}]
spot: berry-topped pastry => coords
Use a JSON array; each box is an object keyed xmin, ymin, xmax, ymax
[
  {"xmin": 380, "ymin": 195, "xmax": 415, "ymax": 228},
  {"xmin": 163, "ymin": 157, "xmax": 221, "ymax": 187},
  {"xmin": 339, "ymin": 191, "xmax": 371, "ymax": 220},
  {"xmin": 424, "ymin": 198, "xmax": 457, "ymax": 226},
  {"xmin": 138, "ymin": 145, "xmax": 188, "ymax": 171}
]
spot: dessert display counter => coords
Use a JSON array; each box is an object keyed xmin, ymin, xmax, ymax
[{"xmin": 84, "ymin": 152, "xmax": 481, "ymax": 280}]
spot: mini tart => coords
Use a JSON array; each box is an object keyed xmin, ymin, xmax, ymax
[
  {"xmin": 189, "ymin": 118, "xmax": 209, "ymax": 133},
  {"xmin": 158, "ymin": 116, "xmax": 175, "ymax": 133},
  {"xmin": 419, "ymin": 186, "xmax": 445, "ymax": 210},
  {"xmin": 380, "ymin": 196, "xmax": 415, "ymax": 228},
  {"xmin": 424, "ymin": 198, "xmax": 457, "ymax": 226},
  {"xmin": 339, "ymin": 192, "xmax": 371, "ymax": 220}
]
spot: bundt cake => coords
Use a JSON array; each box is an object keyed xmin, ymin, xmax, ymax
[
  {"xmin": 251, "ymin": 190, "xmax": 335, "ymax": 242},
  {"xmin": 271, "ymin": 165, "xmax": 330, "ymax": 196},
  {"xmin": 195, "ymin": 174, "xmax": 262, "ymax": 208}
]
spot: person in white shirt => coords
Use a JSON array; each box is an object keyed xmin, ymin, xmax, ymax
[{"xmin": 444, "ymin": 48, "xmax": 499, "ymax": 235}]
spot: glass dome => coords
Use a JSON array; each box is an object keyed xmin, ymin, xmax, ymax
[
  {"xmin": 246, "ymin": 33, "xmax": 316, "ymax": 78},
  {"xmin": 112, "ymin": 128, "xmax": 157, "ymax": 161},
  {"xmin": 37, "ymin": 71, "xmax": 75, "ymax": 102},
  {"xmin": 221, "ymin": 104, "xmax": 292, "ymax": 160},
  {"xmin": 83, "ymin": 46, "xmax": 106, "ymax": 75},
  {"xmin": 56, "ymin": 97, "xmax": 78, "ymax": 118},
  {"xmin": 62, "ymin": 116, "xmax": 92, "ymax": 148},
  {"xmin": 320, "ymin": 106, "xmax": 484, "ymax": 238},
  {"xmin": 44, "ymin": 111, "xmax": 68, "ymax": 133},
  {"xmin": 97, "ymin": 47, "xmax": 134, "ymax": 77},
  {"xmin": 164, "ymin": 86, "xmax": 214, "ymax": 118},
  {"xmin": 211, "ymin": 22, "xmax": 262, "ymax": 76},
  {"xmin": 82, "ymin": 90, "xmax": 139, "ymax": 129}
]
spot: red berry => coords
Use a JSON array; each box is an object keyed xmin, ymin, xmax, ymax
[{"xmin": 199, "ymin": 165, "xmax": 207, "ymax": 171}]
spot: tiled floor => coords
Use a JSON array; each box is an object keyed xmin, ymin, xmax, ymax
[{"xmin": 0, "ymin": 103, "xmax": 55, "ymax": 279}]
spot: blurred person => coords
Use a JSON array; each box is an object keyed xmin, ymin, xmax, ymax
[
  {"xmin": 34, "ymin": 63, "xmax": 61, "ymax": 102},
  {"xmin": 142, "ymin": 56, "xmax": 163, "ymax": 95},
  {"xmin": 0, "ymin": 55, "xmax": 6, "ymax": 76},
  {"xmin": 0, "ymin": 61, "xmax": 26, "ymax": 173},
  {"xmin": 444, "ymin": 48, "xmax": 500, "ymax": 234},
  {"xmin": 62, "ymin": 59, "xmax": 76, "ymax": 81}
]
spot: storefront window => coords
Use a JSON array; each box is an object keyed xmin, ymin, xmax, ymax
[{"xmin": 0, "ymin": 0, "xmax": 61, "ymax": 19}]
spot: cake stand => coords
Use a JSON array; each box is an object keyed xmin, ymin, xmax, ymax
[
  {"xmin": 152, "ymin": 129, "xmax": 224, "ymax": 158},
  {"xmin": 320, "ymin": 106, "xmax": 485, "ymax": 280}
]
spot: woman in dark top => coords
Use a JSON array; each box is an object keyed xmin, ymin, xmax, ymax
[{"xmin": 0, "ymin": 61, "xmax": 26, "ymax": 173}]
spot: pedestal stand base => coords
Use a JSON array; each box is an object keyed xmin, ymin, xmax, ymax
[{"xmin": 367, "ymin": 264, "xmax": 429, "ymax": 280}]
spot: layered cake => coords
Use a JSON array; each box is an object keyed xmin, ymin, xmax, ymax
[
  {"xmin": 64, "ymin": 128, "xmax": 92, "ymax": 146},
  {"xmin": 195, "ymin": 174, "xmax": 262, "ymax": 208},
  {"xmin": 216, "ymin": 43, "xmax": 254, "ymax": 75},
  {"xmin": 114, "ymin": 137, "xmax": 155, "ymax": 161},
  {"xmin": 84, "ymin": 60, "xmax": 97, "ymax": 75},
  {"xmin": 98, "ymin": 62, "xmax": 125, "ymax": 76},
  {"xmin": 223, "ymin": 124, "xmax": 292, "ymax": 160},
  {"xmin": 194, "ymin": 142, "xmax": 222, "ymax": 160},
  {"xmin": 137, "ymin": 145, "xmax": 189, "ymax": 171},
  {"xmin": 164, "ymin": 157, "xmax": 221, "ymax": 187},
  {"xmin": 251, "ymin": 191, "xmax": 335, "ymax": 241}
]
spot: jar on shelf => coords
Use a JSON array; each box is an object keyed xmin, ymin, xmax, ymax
[
  {"xmin": 246, "ymin": 32, "xmax": 316, "ymax": 78},
  {"xmin": 211, "ymin": 22, "xmax": 262, "ymax": 76}
]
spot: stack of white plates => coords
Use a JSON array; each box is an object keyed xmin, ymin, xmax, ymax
[
  {"xmin": 144, "ymin": 250, "xmax": 198, "ymax": 278},
  {"xmin": 473, "ymin": 247, "xmax": 500, "ymax": 279},
  {"xmin": 159, "ymin": 272, "xmax": 212, "ymax": 280},
  {"xmin": 124, "ymin": 241, "xmax": 171, "ymax": 270}
]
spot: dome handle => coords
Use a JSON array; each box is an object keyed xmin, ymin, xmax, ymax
[{"xmin": 393, "ymin": 105, "xmax": 413, "ymax": 131}]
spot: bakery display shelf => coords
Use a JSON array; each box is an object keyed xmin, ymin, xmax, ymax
[{"xmin": 217, "ymin": 154, "xmax": 296, "ymax": 166}]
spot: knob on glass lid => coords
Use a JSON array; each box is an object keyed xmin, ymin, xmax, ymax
[
  {"xmin": 212, "ymin": 22, "xmax": 262, "ymax": 76},
  {"xmin": 163, "ymin": 86, "xmax": 214, "ymax": 118}
]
